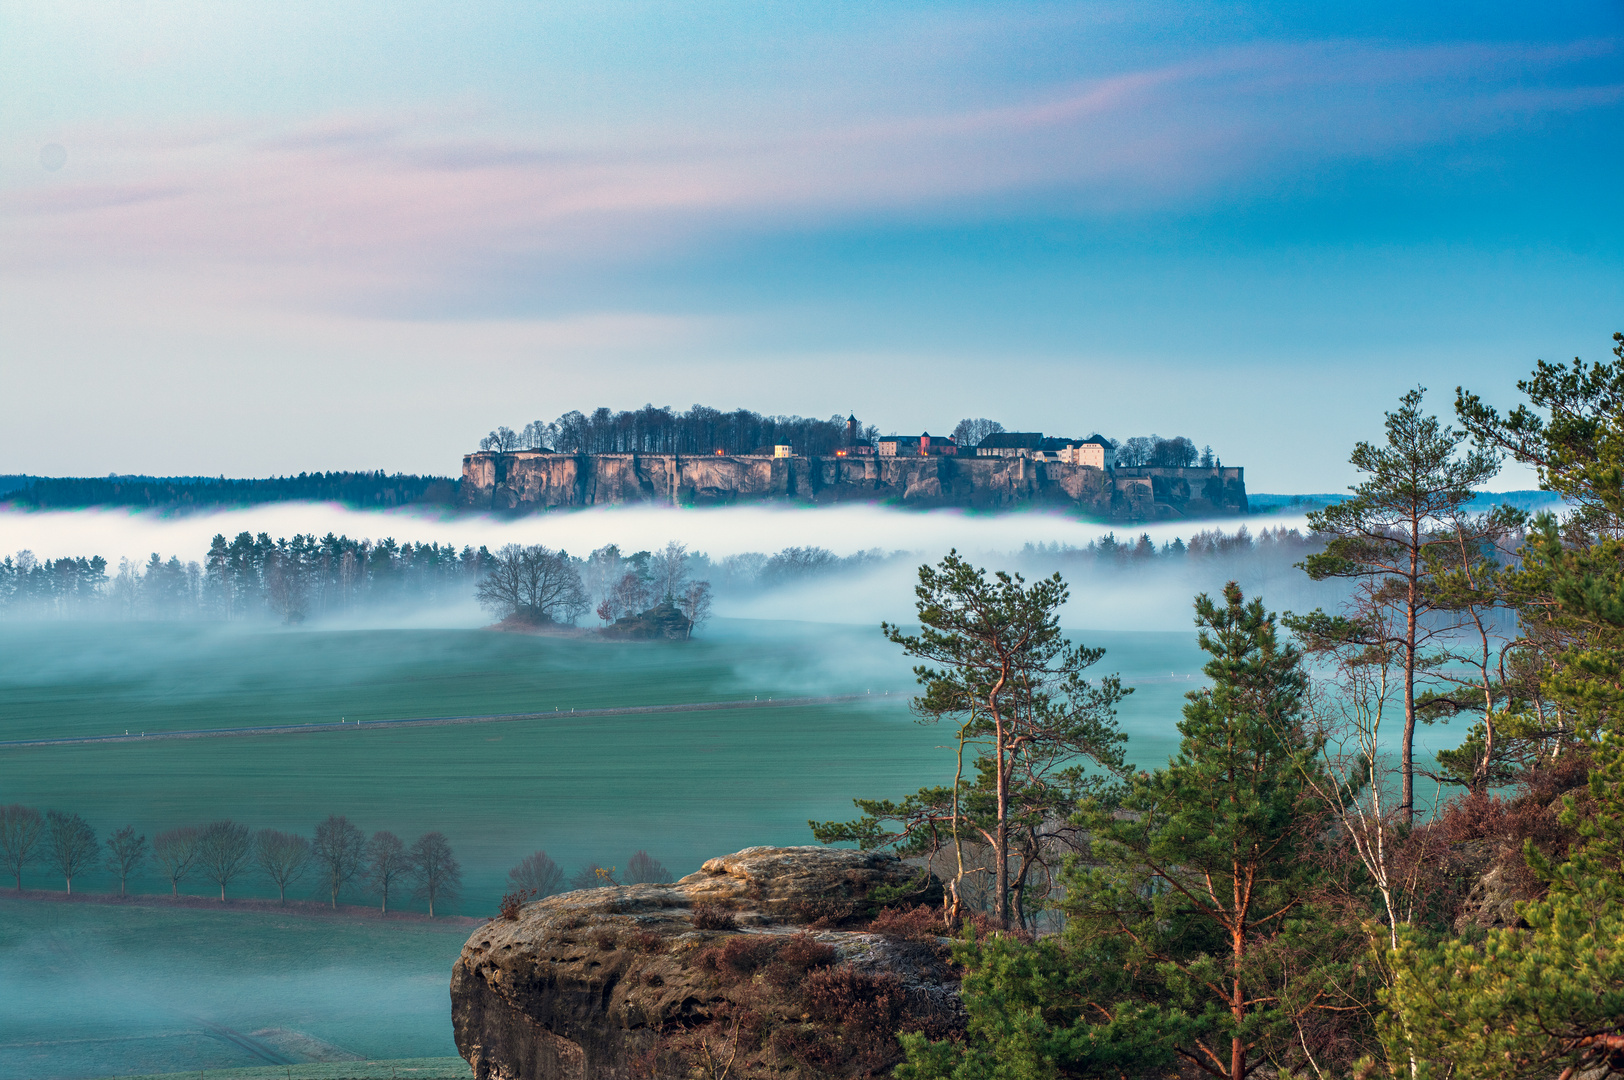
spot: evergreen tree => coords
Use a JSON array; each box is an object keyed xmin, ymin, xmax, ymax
[
  {"xmin": 813, "ymin": 551, "xmax": 1129, "ymax": 929},
  {"xmin": 901, "ymin": 584, "xmax": 1357, "ymax": 1080},
  {"xmin": 1378, "ymin": 743, "xmax": 1624, "ymax": 1079},
  {"xmin": 1287, "ymin": 388, "xmax": 1500, "ymax": 823}
]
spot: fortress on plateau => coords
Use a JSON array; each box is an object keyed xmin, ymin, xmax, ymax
[{"xmin": 460, "ymin": 417, "xmax": 1247, "ymax": 520}]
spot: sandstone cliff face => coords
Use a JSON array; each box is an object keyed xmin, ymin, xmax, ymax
[
  {"xmin": 450, "ymin": 846, "xmax": 960, "ymax": 1080},
  {"xmin": 460, "ymin": 452, "xmax": 1247, "ymax": 520}
]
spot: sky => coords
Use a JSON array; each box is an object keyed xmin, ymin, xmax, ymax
[{"xmin": 1, "ymin": 1, "xmax": 1620, "ymax": 491}]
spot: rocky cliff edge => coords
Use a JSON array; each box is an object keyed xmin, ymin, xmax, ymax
[{"xmin": 450, "ymin": 846, "xmax": 962, "ymax": 1080}]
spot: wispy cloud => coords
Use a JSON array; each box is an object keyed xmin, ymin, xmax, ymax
[{"xmin": 1, "ymin": 36, "xmax": 1616, "ymax": 306}]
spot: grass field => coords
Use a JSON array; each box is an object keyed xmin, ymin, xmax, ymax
[
  {"xmin": 0, "ymin": 616, "xmax": 1212, "ymax": 1080},
  {"xmin": 0, "ymin": 618, "xmax": 1208, "ymax": 910},
  {"xmin": 0, "ymin": 898, "xmax": 470, "ymax": 1080},
  {"xmin": 0, "ymin": 619, "xmax": 915, "ymax": 744}
]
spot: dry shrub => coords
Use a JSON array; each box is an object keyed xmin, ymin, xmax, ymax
[
  {"xmin": 593, "ymin": 929, "xmax": 618, "ymax": 950},
  {"xmin": 788, "ymin": 896, "xmax": 860, "ymax": 928},
  {"xmin": 693, "ymin": 933, "xmax": 839, "ymax": 994},
  {"xmin": 698, "ymin": 935, "xmax": 781, "ymax": 982},
  {"xmin": 775, "ymin": 933, "xmax": 837, "ymax": 971},
  {"xmin": 954, "ymin": 906, "xmax": 1006, "ymax": 939},
  {"xmin": 499, "ymin": 887, "xmax": 536, "ymax": 921},
  {"xmin": 1414, "ymin": 750, "xmax": 1595, "ymax": 925},
  {"xmin": 793, "ymin": 966, "xmax": 910, "ymax": 1073},
  {"xmin": 629, "ymin": 929, "xmax": 664, "ymax": 953},
  {"xmin": 867, "ymin": 904, "xmax": 945, "ymax": 940},
  {"xmin": 691, "ymin": 901, "xmax": 738, "ymax": 931}
]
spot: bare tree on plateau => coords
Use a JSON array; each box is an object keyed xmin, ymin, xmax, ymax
[
  {"xmin": 507, "ymin": 850, "xmax": 564, "ymax": 897},
  {"xmin": 0, "ymin": 805, "xmax": 43, "ymax": 891},
  {"xmin": 1286, "ymin": 388, "xmax": 1500, "ymax": 823}
]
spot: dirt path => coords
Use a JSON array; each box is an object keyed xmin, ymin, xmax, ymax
[{"xmin": 0, "ymin": 692, "xmax": 893, "ymax": 749}]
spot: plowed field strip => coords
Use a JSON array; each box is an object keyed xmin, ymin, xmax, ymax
[{"xmin": 0, "ymin": 693, "xmax": 883, "ymax": 748}]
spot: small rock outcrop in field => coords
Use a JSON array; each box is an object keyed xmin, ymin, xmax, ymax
[
  {"xmin": 599, "ymin": 601, "xmax": 693, "ymax": 641},
  {"xmin": 450, "ymin": 846, "xmax": 960, "ymax": 1080}
]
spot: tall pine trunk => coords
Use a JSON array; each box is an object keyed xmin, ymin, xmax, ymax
[{"xmin": 1401, "ymin": 520, "xmax": 1420, "ymax": 825}]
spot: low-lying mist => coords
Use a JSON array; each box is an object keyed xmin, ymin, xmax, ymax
[{"xmin": 0, "ymin": 502, "xmax": 1330, "ymax": 631}]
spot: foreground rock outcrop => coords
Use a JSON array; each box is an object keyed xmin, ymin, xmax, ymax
[{"xmin": 451, "ymin": 846, "xmax": 961, "ymax": 1080}]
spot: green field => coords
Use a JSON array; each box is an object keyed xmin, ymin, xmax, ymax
[
  {"xmin": 0, "ymin": 617, "xmax": 1209, "ymax": 1080},
  {"xmin": 0, "ymin": 898, "xmax": 470, "ymax": 1079},
  {"xmin": 0, "ymin": 619, "xmax": 1207, "ymax": 908}
]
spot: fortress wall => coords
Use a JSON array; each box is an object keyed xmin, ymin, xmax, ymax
[{"xmin": 459, "ymin": 453, "xmax": 1245, "ymax": 519}]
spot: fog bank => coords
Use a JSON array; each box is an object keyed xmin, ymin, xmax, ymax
[{"xmin": 0, "ymin": 502, "xmax": 1289, "ymax": 566}]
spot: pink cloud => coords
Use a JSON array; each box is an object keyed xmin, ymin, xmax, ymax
[{"xmin": 0, "ymin": 36, "xmax": 1616, "ymax": 305}]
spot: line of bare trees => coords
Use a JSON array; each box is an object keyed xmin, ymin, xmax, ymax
[
  {"xmin": 505, "ymin": 848, "xmax": 671, "ymax": 898},
  {"xmin": 0, "ymin": 807, "xmax": 463, "ymax": 915}
]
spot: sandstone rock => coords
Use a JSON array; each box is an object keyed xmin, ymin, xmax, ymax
[
  {"xmin": 460, "ymin": 450, "xmax": 1248, "ymax": 520},
  {"xmin": 1454, "ymin": 863, "xmax": 1528, "ymax": 933},
  {"xmin": 451, "ymin": 846, "xmax": 957, "ymax": 1080},
  {"xmin": 599, "ymin": 602, "xmax": 692, "ymax": 641}
]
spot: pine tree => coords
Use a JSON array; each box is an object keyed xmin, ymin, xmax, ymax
[
  {"xmin": 1287, "ymin": 388, "xmax": 1500, "ymax": 823},
  {"xmin": 813, "ymin": 551, "xmax": 1129, "ymax": 929},
  {"xmin": 1378, "ymin": 743, "xmax": 1624, "ymax": 1079},
  {"xmin": 900, "ymin": 584, "xmax": 1360, "ymax": 1080}
]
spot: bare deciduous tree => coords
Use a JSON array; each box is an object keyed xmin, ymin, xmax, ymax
[
  {"xmin": 479, "ymin": 426, "xmax": 520, "ymax": 452},
  {"xmin": 520, "ymin": 420, "xmax": 554, "ymax": 450},
  {"xmin": 1118, "ymin": 435, "xmax": 1156, "ymax": 466},
  {"xmin": 253, "ymin": 829, "xmax": 312, "ymax": 903},
  {"xmin": 366, "ymin": 831, "xmax": 412, "ymax": 914},
  {"xmin": 409, "ymin": 831, "xmax": 461, "ymax": 917},
  {"xmin": 152, "ymin": 826, "xmax": 200, "ymax": 896},
  {"xmin": 104, "ymin": 826, "xmax": 147, "ymax": 898},
  {"xmin": 475, "ymin": 543, "xmax": 589, "ymax": 624},
  {"xmin": 952, "ymin": 418, "xmax": 1005, "ymax": 449},
  {"xmin": 611, "ymin": 570, "xmax": 649, "ymax": 618},
  {"xmin": 312, "ymin": 814, "xmax": 367, "ymax": 908},
  {"xmin": 677, "ymin": 580, "xmax": 713, "ymax": 638},
  {"xmin": 623, "ymin": 851, "xmax": 670, "ymax": 884},
  {"xmin": 197, "ymin": 820, "xmax": 252, "ymax": 901},
  {"xmin": 649, "ymin": 541, "xmax": 690, "ymax": 602},
  {"xmin": 0, "ymin": 804, "xmax": 43, "ymax": 891},
  {"xmin": 45, "ymin": 811, "xmax": 97, "ymax": 894},
  {"xmin": 507, "ymin": 849, "xmax": 565, "ymax": 897}
]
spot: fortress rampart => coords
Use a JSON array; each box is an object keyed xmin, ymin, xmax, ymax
[{"xmin": 460, "ymin": 452, "xmax": 1247, "ymax": 520}]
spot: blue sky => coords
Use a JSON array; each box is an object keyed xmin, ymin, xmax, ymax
[{"xmin": 1, "ymin": 1, "xmax": 1619, "ymax": 490}]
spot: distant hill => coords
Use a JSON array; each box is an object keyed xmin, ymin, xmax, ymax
[
  {"xmin": 1251, "ymin": 490, "xmax": 1569, "ymax": 515},
  {"xmin": 2, "ymin": 472, "xmax": 458, "ymax": 512},
  {"xmin": 0, "ymin": 475, "xmax": 46, "ymax": 497}
]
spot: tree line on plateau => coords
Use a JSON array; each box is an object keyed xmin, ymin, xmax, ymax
[
  {"xmin": 0, "ymin": 811, "xmax": 463, "ymax": 915},
  {"xmin": 474, "ymin": 404, "xmax": 1219, "ymax": 465},
  {"xmin": 785, "ymin": 334, "xmax": 1624, "ymax": 1080},
  {"xmin": 0, "ymin": 805, "xmax": 678, "ymax": 919}
]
